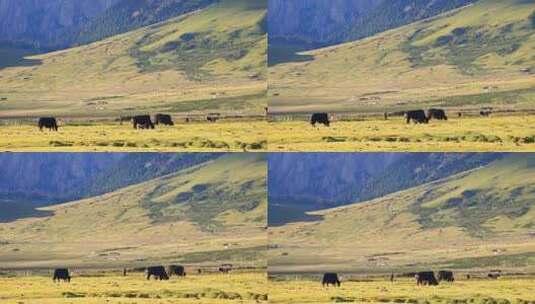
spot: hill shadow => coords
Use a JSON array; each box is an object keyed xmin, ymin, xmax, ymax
[
  {"xmin": 0, "ymin": 45, "xmax": 43, "ymax": 70},
  {"xmin": 268, "ymin": 203, "xmax": 323, "ymax": 227},
  {"xmin": 268, "ymin": 39, "xmax": 316, "ymax": 67},
  {"xmin": 0, "ymin": 201, "xmax": 53, "ymax": 223}
]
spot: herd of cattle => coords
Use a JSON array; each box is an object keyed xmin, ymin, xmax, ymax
[
  {"xmin": 310, "ymin": 107, "xmax": 494, "ymax": 127},
  {"xmin": 37, "ymin": 113, "xmax": 223, "ymax": 131},
  {"xmin": 51, "ymin": 264, "xmax": 234, "ymax": 283},
  {"xmin": 321, "ymin": 270, "xmax": 503, "ymax": 287}
]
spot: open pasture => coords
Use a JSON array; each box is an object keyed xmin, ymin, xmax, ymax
[
  {"xmin": 0, "ymin": 271, "xmax": 267, "ymax": 303},
  {"xmin": 0, "ymin": 119, "xmax": 267, "ymax": 151},
  {"xmin": 267, "ymin": 114, "xmax": 535, "ymax": 152},
  {"xmin": 268, "ymin": 276, "xmax": 535, "ymax": 304}
]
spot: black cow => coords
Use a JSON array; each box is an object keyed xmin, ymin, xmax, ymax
[
  {"xmin": 147, "ymin": 266, "xmax": 169, "ymax": 280},
  {"xmin": 133, "ymin": 115, "xmax": 155, "ymax": 129},
  {"xmin": 405, "ymin": 110, "xmax": 429, "ymax": 124},
  {"xmin": 38, "ymin": 117, "xmax": 59, "ymax": 131},
  {"xmin": 207, "ymin": 113, "xmax": 221, "ymax": 123},
  {"xmin": 168, "ymin": 265, "xmax": 186, "ymax": 277},
  {"xmin": 311, "ymin": 113, "xmax": 330, "ymax": 127},
  {"xmin": 219, "ymin": 264, "xmax": 232, "ymax": 273},
  {"xmin": 488, "ymin": 271, "xmax": 501, "ymax": 279},
  {"xmin": 155, "ymin": 114, "xmax": 174, "ymax": 126},
  {"xmin": 437, "ymin": 270, "xmax": 455, "ymax": 282},
  {"xmin": 416, "ymin": 271, "xmax": 439, "ymax": 286},
  {"xmin": 480, "ymin": 110, "xmax": 492, "ymax": 117},
  {"xmin": 322, "ymin": 273, "xmax": 341, "ymax": 287},
  {"xmin": 53, "ymin": 268, "xmax": 71, "ymax": 283},
  {"xmin": 427, "ymin": 109, "xmax": 448, "ymax": 121}
]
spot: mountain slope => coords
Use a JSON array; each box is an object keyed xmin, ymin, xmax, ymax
[
  {"xmin": 0, "ymin": 0, "xmax": 119, "ymax": 49},
  {"xmin": 0, "ymin": 0, "xmax": 267, "ymax": 117},
  {"xmin": 0, "ymin": 154, "xmax": 267, "ymax": 269},
  {"xmin": 344, "ymin": 0, "xmax": 475, "ymax": 43},
  {"xmin": 74, "ymin": 0, "xmax": 218, "ymax": 46},
  {"xmin": 268, "ymin": 0, "xmax": 475, "ymax": 47},
  {"xmin": 270, "ymin": 0, "xmax": 535, "ymax": 113},
  {"xmin": 268, "ymin": 0, "xmax": 382, "ymax": 46},
  {"xmin": 0, "ymin": 153, "xmax": 221, "ymax": 215},
  {"xmin": 268, "ymin": 153, "xmax": 502, "ymax": 226},
  {"xmin": 269, "ymin": 154, "xmax": 535, "ymax": 273}
]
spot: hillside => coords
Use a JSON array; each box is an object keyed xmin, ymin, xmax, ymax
[
  {"xmin": 0, "ymin": 154, "xmax": 267, "ymax": 269},
  {"xmin": 0, "ymin": 153, "xmax": 221, "ymax": 217},
  {"xmin": 268, "ymin": 153, "xmax": 502, "ymax": 225},
  {"xmin": 269, "ymin": 154, "xmax": 535, "ymax": 274},
  {"xmin": 0, "ymin": 0, "xmax": 267, "ymax": 118},
  {"xmin": 270, "ymin": 0, "xmax": 535, "ymax": 114}
]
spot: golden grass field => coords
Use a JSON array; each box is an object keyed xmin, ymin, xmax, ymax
[
  {"xmin": 0, "ymin": 272, "xmax": 268, "ymax": 303},
  {"xmin": 267, "ymin": 115, "xmax": 535, "ymax": 152},
  {"xmin": 268, "ymin": 277, "xmax": 535, "ymax": 304},
  {"xmin": 0, "ymin": 120, "xmax": 267, "ymax": 151}
]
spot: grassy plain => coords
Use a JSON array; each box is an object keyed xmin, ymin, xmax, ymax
[
  {"xmin": 0, "ymin": 120, "xmax": 267, "ymax": 151},
  {"xmin": 0, "ymin": 272, "xmax": 268, "ymax": 303},
  {"xmin": 268, "ymin": 277, "xmax": 535, "ymax": 304},
  {"xmin": 267, "ymin": 115, "xmax": 535, "ymax": 152}
]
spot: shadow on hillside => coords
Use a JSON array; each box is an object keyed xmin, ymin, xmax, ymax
[
  {"xmin": 0, "ymin": 46, "xmax": 43, "ymax": 70},
  {"xmin": 0, "ymin": 202, "xmax": 53, "ymax": 223},
  {"xmin": 268, "ymin": 203, "xmax": 323, "ymax": 227},
  {"xmin": 268, "ymin": 42, "xmax": 315, "ymax": 67}
]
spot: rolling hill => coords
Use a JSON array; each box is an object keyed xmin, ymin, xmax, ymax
[
  {"xmin": 0, "ymin": 0, "xmax": 267, "ymax": 118},
  {"xmin": 269, "ymin": 154, "xmax": 535, "ymax": 274},
  {"xmin": 268, "ymin": 153, "xmax": 502, "ymax": 225},
  {"xmin": 269, "ymin": 0, "xmax": 535, "ymax": 114},
  {"xmin": 0, "ymin": 154, "xmax": 267, "ymax": 269}
]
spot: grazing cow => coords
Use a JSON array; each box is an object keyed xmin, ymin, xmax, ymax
[
  {"xmin": 147, "ymin": 266, "xmax": 169, "ymax": 280},
  {"xmin": 416, "ymin": 271, "xmax": 439, "ymax": 286},
  {"xmin": 207, "ymin": 113, "xmax": 220, "ymax": 123},
  {"xmin": 437, "ymin": 270, "xmax": 455, "ymax": 282},
  {"xmin": 168, "ymin": 265, "xmax": 186, "ymax": 277},
  {"xmin": 427, "ymin": 109, "xmax": 448, "ymax": 121},
  {"xmin": 219, "ymin": 264, "xmax": 233, "ymax": 273},
  {"xmin": 322, "ymin": 273, "xmax": 341, "ymax": 287},
  {"xmin": 405, "ymin": 110, "xmax": 429, "ymax": 124},
  {"xmin": 488, "ymin": 271, "xmax": 501, "ymax": 279},
  {"xmin": 133, "ymin": 115, "xmax": 155, "ymax": 129},
  {"xmin": 155, "ymin": 114, "xmax": 174, "ymax": 126},
  {"xmin": 38, "ymin": 117, "xmax": 59, "ymax": 131},
  {"xmin": 53, "ymin": 268, "xmax": 71, "ymax": 283},
  {"xmin": 310, "ymin": 113, "xmax": 330, "ymax": 127}
]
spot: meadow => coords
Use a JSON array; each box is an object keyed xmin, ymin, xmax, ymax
[
  {"xmin": 267, "ymin": 114, "xmax": 535, "ymax": 152},
  {"xmin": 0, "ymin": 120, "xmax": 267, "ymax": 151},
  {"xmin": 0, "ymin": 272, "xmax": 268, "ymax": 303},
  {"xmin": 268, "ymin": 276, "xmax": 535, "ymax": 304}
]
